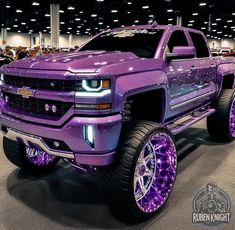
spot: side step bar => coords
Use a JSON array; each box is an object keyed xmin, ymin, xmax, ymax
[{"xmin": 167, "ymin": 108, "xmax": 216, "ymax": 135}]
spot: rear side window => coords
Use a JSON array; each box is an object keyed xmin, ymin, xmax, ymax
[
  {"xmin": 189, "ymin": 32, "xmax": 209, "ymax": 58},
  {"xmin": 168, "ymin": 30, "xmax": 189, "ymax": 52}
]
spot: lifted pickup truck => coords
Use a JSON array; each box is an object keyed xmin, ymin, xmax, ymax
[{"xmin": 1, "ymin": 24, "xmax": 235, "ymax": 220}]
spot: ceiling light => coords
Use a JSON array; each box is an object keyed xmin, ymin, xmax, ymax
[
  {"xmin": 16, "ymin": 9, "xmax": 23, "ymax": 13},
  {"xmin": 68, "ymin": 27, "xmax": 72, "ymax": 30},
  {"xmin": 192, "ymin": 13, "xmax": 198, "ymax": 16},
  {"xmin": 45, "ymin": 14, "xmax": 50, "ymax": 17},
  {"xmin": 187, "ymin": 24, "xmax": 193, "ymax": 26},
  {"xmin": 80, "ymin": 11, "xmax": 84, "ymax": 14},
  {"xmin": 6, "ymin": 27, "xmax": 11, "ymax": 30},
  {"xmin": 98, "ymin": 22, "xmax": 103, "ymax": 25},
  {"xmin": 43, "ymin": 30, "xmax": 47, "ymax": 32},
  {"xmin": 13, "ymin": 25, "xmax": 18, "ymax": 27},
  {"xmin": 97, "ymin": 0, "xmax": 104, "ymax": 2},
  {"xmin": 142, "ymin": 6, "xmax": 149, "ymax": 9},
  {"xmin": 127, "ymin": 11, "xmax": 131, "ymax": 14},
  {"xmin": 17, "ymin": 30, "xmax": 21, "ymax": 33},
  {"xmin": 114, "ymin": 19, "xmax": 119, "ymax": 22},
  {"xmin": 46, "ymin": 26, "xmax": 50, "ymax": 29},
  {"xmin": 5, "ymin": 4, "xmax": 10, "ymax": 8},
  {"xmin": 201, "ymin": 27, "xmax": 206, "ymax": 30},
  {"xmin": 75, "ymin": 18, "xmax": 81, "ymax": 21},
  {"xmin": 189, "ymin": 20, "xmax": 195, "ymax": 23},
  {"xmin": 31, "ymin": 19, "xmax": 36, "ymax": 22},
  {"xmin": 227, "ymin": 20, "xmax": 233, "ymax": 23},
  {"xmin": 32, "ymin": 2, "xmax": 40, "ymax": 6},
  {"xmin": 127, "ymin": 2, "xmax": 132, "ymax": 5},
  {"xmin": 111, "ymin": 10, "xmax": 118, "ymax": 13},
  {"xmin": 68, "ymin": 6, "xmax": 75, "ymax": 10},
  {"xmin": 21, "ymin": 22, "xmax": 26, "ymax": 25},
  {"xmin": 60, "ymin": 22, "xmax": 65, "ymax": 24},
  {"xmin": 216, "ymin": 18, "xmax": 221, "ymax": 21},
  {"xmin": 212, "ymin": 23, "xmax": 217, "ymax": 26},
  {"xmin": 135, "ymin": 20, "xmax": 139, "ymax": 23},
  {"xmin": 91, "ymin": 14, "xmax": 97, "ymax": 17},
  {"xmin": 59, "ymin": 10, "xmax": 64, "ymax": 13},
  {"xmin": 168, "ymin": 18, "xmax": 173, "ymax": 21},
  {"xmin": 199, "ymin": 2, "xmax": 207, "ymax": 6},
  {"xmin": 167, "ymin": 9, "xmax": 173, "ymax": 12}
]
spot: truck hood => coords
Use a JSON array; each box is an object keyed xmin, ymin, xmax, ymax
[{"xmin": 4, "ymin": 51, "xmax": 164, "ymax": 75}]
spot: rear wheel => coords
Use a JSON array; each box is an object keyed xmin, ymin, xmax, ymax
[
  {"xmin": 98, "ymin": 121, "xmax": 177, "ymax": 220},
  {"xmin": 3, "ymin": 137, "xmax": 60, "ymax": 172},
  {"xmin": 207, "ymin": 89, "xmax": 235, "ymax": 141}
]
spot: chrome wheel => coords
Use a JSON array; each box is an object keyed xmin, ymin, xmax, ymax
[
  {"xmin": 25, "ymin": 146, "xmax": 57, "ymax": 166},
  {"xmin": 134, "ymin": 132, "xmax": 177, "ymax": 213},
  {"xmin": 229, "ymin": 97, "xmax": 235, "ymax": 137}
]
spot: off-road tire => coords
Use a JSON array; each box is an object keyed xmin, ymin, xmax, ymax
[
  {"xmin": 97, "ymin": 121, "xmax": 177, "ymax": 220},
  {"xmin": 3, "ymin": 137, "xmax": 60, "ymax": 172}
]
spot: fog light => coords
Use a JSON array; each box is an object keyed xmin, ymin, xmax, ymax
[
  {"xmin": 53, "ymin": 141, "xmax": 60, "ymax": 148},
  {"xmin": 52, "ymin": 105, "xmax": 57, "ymax": 113},
  {"xmin": 5, "ymin": 96, "xmax": 9, "ymax": 103},
  {"xmin": 45, "ymin": 104, "xmax": 50, "ymax": 111},
  {"xmin": 84, "ymin": 125, "xmax": 94, "ymax": 148}
]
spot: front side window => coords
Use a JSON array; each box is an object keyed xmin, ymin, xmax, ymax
[
  {"xmin": 167, "ymin": 30, "xmax": 189, "ymax": 52},
  {"xmin": 80, "ymin": 29, "xmax": 164, "ymax": 58}
]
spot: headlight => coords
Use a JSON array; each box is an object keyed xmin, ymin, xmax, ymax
[
  {"xmin": 82, "ymin": 79, "xmax": 110, "ymax": 92},
  {"xmin": 75, "ymin": 79, "xmax": 111, "ymax": 97}
]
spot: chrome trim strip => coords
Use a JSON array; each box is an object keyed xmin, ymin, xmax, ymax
[
  {"xmin": 3, "ymin": 128, "xmax": 75, "ymax": 159},
  {"xmin": 170, "ymin": 90, "xmax": 216, "ymax": 110}
]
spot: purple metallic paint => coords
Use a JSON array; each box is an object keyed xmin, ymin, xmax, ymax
[{"xmin": 0, "ymin": 25, "xmax": 235, "ymax": 167}]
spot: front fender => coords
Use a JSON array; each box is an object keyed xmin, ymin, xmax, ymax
[
  {"xmin": 113, "ymin": 70, "xmax": 168, "ymax": 116},
  {"xmin": 216, "ymin": 63, "xmax": 235, "ymax": 98}
]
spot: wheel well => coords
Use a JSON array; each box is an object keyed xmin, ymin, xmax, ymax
[
  {"xmin": 124, "ymin": 89, "xmax": 165, "ymax": 123},
  {"xmin": 222, "ymin": 74, "xmax": 235, "ymax": 89}
]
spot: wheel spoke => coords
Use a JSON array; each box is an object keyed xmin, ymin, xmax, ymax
[{"xmin": 134, "ymin": 132, "xmax": 177, "ymax": 213}]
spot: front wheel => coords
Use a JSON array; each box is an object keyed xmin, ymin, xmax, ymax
[
  {"xmin": 98, "ymin": 121, "xmax": 177, "ymax": 220},
  {"xmin": 3, "ymin": 137, "xmax": 60, "ymax": 172}
]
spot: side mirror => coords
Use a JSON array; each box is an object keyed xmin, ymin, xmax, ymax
[{"xmin": 166, "ymin": 46, "xmax": 196, "ymax": 60}]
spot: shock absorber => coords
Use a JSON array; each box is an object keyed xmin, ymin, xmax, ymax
[{"xmin": 122, "ymin": 100, "xmax": 133, "ymax": 122}]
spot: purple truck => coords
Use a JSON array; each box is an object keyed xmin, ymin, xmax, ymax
[{"xmin": 1, "ymin": 24, "xmax": 235, "ymax": 220}]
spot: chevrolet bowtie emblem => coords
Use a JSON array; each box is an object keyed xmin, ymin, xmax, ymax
[{"xmin": 17, "ymin": 87, "xmax": 35, "ymax": 98}]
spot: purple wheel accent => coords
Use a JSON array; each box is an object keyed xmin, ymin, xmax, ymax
[
  {"xmin": 134, "ymin": 132, "xmax": 177, "ymax": 213},
  {"xmin": 25, "ymin": 146, "xmax": 57, "ymax": 166},
  {"xmin": 229, "ymin": 97, "xmax": 235, "ymax": 137}
]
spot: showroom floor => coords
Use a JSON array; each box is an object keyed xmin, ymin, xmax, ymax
[{"xmin": 0, "ymin": 120, "xmax": 234, "ymax": 230}]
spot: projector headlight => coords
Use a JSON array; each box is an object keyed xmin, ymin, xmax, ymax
[
  {"xmin": 82, "ymin": 79, "xmax": 110, "ymax": 92},
  {"xmin": 75, "ymin": 79, "xmax": 111, "ymax": 97}
]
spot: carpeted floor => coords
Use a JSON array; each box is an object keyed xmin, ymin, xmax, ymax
[{"xmin": 0, "ymin": 120, "xmax": 234, "ymax": 230}]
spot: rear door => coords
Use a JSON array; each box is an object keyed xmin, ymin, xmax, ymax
[{"xmin": 188, "ymin": 31, "xmax": 217, "ymax": 102}]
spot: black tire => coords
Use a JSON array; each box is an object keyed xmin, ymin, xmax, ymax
[
  {"xmin": 3, "ymin": 137, "xmax": 60, "ymax": 172},
  {"xmin": 97, "ymin": 121, "xmax": 177, "ymax": 220},
  {"xmin": 207, "ymin": 89, "xmax": 235, "ymax": 141}
]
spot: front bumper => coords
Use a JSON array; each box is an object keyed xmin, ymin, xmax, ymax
[{"xmin": 0, "ymin": 113, "xmax": 122, "ymax": 166}]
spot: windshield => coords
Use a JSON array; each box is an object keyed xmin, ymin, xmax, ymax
[{"xmin": 80, "ymin": 29, "xmax": 164, "ymax": 58}]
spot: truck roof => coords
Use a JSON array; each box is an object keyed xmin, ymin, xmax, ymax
[{"xmin": 110, "ymin": 24, "xmax": 204, "ymax": 35}]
